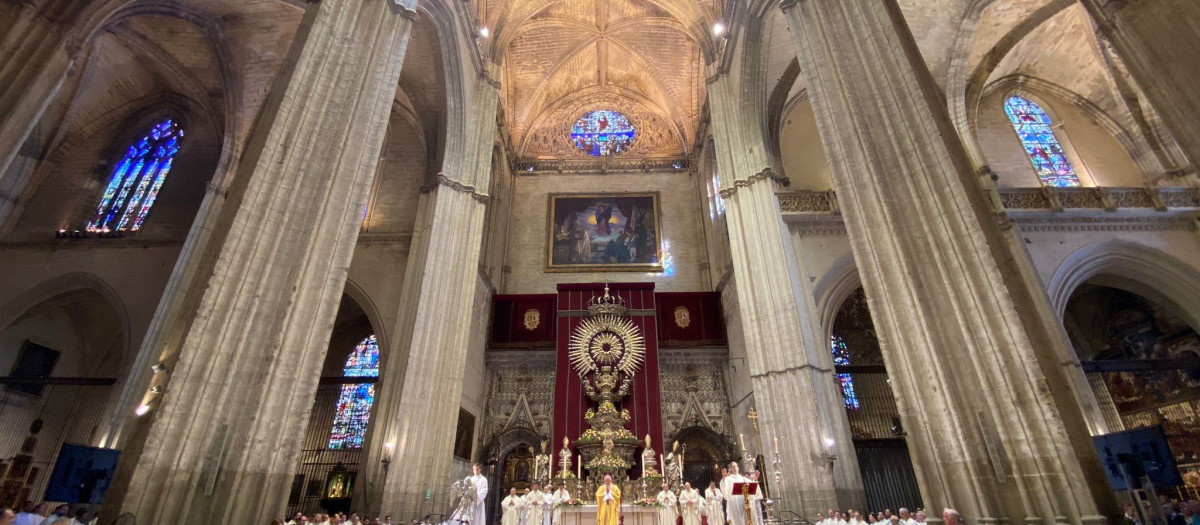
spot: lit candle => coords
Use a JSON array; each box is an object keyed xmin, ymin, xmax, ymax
[
  {"xmin": 739, "ymin": 433, "xmax": 745, "ymax": 451},
  {"xmin": 660, "ymin": 454, "xmax": 664, "ymax": 472},
  {"xmin": 577, "ymin": 458, "xmax": 582, "ymax": 479}
]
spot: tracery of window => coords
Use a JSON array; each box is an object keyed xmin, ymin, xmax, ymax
[
  {"xmin": 87, "ymin": 119, "xmax": 184, "ymax": 232},
  {"xmin": 329, "ymin": 335, "xmax": 380, "ymax": 449},
  {"xmin": 1003, "ymin": 96, "xmax": 1081, "ymax": 187},
  {"xmin": 571, "ymin": 110, "xmax": 636, "ymax": 157},
  {"xmin": 831, "ymin": 334, "xmax": 860, "ymax": 410}
]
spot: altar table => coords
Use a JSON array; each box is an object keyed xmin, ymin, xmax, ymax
[{"xmin": 559, "ymin": 505, "xmax": 660, "ymax": 525}]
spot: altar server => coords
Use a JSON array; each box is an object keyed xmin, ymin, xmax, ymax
[{"xmin": 679, "ymin": 482, "xmax": 703, "ymax": 525}]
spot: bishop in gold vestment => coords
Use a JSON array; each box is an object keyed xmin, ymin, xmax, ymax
[{"xmin": 595, "ymin": 474, "xmax": 621, "ymax": 525}]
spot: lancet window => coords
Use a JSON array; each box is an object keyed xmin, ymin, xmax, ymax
[
  {"xmin": 329, "ymin": 335, "xmax": 380, "ymax": 449},
  {"xmin": 87, "ymin": 119, "xmax": 184, "ymax": 232},
  {"xmin": 1003, "ymin": 96, "xmax": 1081, "ymax": 187}
]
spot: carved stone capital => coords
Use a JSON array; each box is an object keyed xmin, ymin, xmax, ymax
[
  {"xmin": 387, "ymin": 0, "xmax": 418, "ymax": 19},
  {"xmin": 64, "ymin": 31, "xmax": 84, "ymax": 60},
  {"xmin": 718, "ymin": 167, "xmax": 789, "ymax": 199},
  {"xmin": 428, "ymin": 173, "xmax": 491, "ymax": 204},
  {"xmin": 778, "ymin": 0, "xmax": 800, "ymax": 12},
  {"xmin": 480, "ymin": 71, "xmax": 502, "ymax": 90}
]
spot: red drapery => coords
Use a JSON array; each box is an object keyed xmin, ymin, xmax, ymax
[{"xmin": 553, "ymin": 282, "xmax": 663, "ymax": 479}]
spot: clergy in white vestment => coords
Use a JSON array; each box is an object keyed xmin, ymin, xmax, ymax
[
  {"xmin": 550, "ymin": 482, "xmax": 572, "ymax": 525},
  {"xmin": 656, "ymin": 483, "xmax": 678, "ymax": 525},
  {"xmin": 719, "ymin": 462, "xmax": 752, "ymax": 525},
  {"xmin": 525, "ymin": 483, "xmax": 548, "ymax": 525},
  {"xmin": 502, "ymin": 488, "xmax": 524, "ymax": 525},
  {"xmin": 542, "ymin": 487, "xmax": 555, "ymax": 525},
  {"xmin": 469, "ymin": 464, "xmax": 489, "ymax": 525},
  {"xmin": 679, "ymin": 482, "xmax": 703, "ymax": 525},
  {"xmin": 898, "ymin": 509, "xmax": 917, "ymax": 525},
  {"xmin": 704, "ymin": 482, "xmax": 724, "ymax": 525}
]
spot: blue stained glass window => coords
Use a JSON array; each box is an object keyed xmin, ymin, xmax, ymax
[
  {"xmin": 831, "ymin": 335, "xmax": 860, "ymax": 410},
  {"xmin": 1003, "ymin": 96, "xmax": 1081, "ymax": 188},
  {"xmin": 329, "ymin": 335, "xmax": 380, "ymax": 449},
  {"xmin": 87, "ymin": 119, "xmax": 184, "ymax": 232},
  {"xmin": 571, "ymin": 110, "xmax": 636, "ymax": 157}
]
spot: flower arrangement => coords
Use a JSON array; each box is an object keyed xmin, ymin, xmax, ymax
[
  {"xmin": 632, "ymin": 499, "xmax": 663, "ymax": 508},
  {"xmin": 586, "ymin": 453, "xmax": 630, "ymax": 472}
]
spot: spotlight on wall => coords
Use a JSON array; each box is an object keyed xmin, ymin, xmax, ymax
[
  {"xmin": 149, "ymin": 385, "xmax": 163, "ymax": 394},
  {"xmin": 712, "ymin": 22, "xmax": 726, "ymax": 36},
  {"xmin": 525, "ymin": 165, "xmax": 536, "ymax": 172},
  {"xmin": 135, "ymin": 404, "xmax": 151, "ymax": 417},
  {"xmin": 151, "ymin": 363, "xmax": 168, "ymax": 373},
  {"xmin": 479, "ymin": 26, "xmax": 490, "ymax": 38},
  {"xmin": 671, "ymin": 160, "xmax": 684, "ymax": 170}
]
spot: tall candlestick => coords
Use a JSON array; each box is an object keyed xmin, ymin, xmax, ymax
[{"xmin": 577, "ymin": 458, "xmax": 581, "ymax": 479}]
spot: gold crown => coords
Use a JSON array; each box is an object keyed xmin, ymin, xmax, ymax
[{"xmin": 587, "ymin": 284, "xmax": 628, "ymax": 317}]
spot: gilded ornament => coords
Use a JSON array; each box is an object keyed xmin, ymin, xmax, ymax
[
  {"xmin": 569, "ymin": 315, "xmax": 646, "ymax": 378},
  {"xmin": 524, "ymin": 308, "xmax": 541, "ymax": 331},
  {"xmin": 673, "ymin": 306, "xmax": 691, "ymax": 329}
]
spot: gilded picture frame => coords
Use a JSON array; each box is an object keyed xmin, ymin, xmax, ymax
[{"xmin": 546, "ymin": 192, "xmax": 664, "ymax": 272}]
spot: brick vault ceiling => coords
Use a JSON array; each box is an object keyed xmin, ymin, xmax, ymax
[{"xmin": 483, "ymin": 0, "xmax": 715, "ymax": 159}]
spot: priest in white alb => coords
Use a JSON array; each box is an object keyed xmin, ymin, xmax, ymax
[
  {"xmin": 525, "ymin": 482, "xmax": 548, "ymax": 525},
  {"xmin": 704, "ymin": 481, "xmax": 724, "ymax": 525},
  {"xmin": 550, "ymin": 480, "xmax": 572, "ymax": 525},
  {"xmin": 469, "ymin": 464, "xmax": 488, "ymax": 525},
  {"xmin": 678, "ymin": 482, "xmax": 702, "ymax": 525},
  {"xmin": 656, "ymin": 483, "xmax": 678, "ymax": 525},
  {"xmin": 502, "ymin": 488, "xmax": 523, "ymax": 525},
  {"xmin": 720, "ymin": 462, "xmax": 753, "ymax": 525}
]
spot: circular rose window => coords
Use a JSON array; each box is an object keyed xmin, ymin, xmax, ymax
[{"xmin": 570, "ymin": 110, "xmax": 636, "ymax": 156}]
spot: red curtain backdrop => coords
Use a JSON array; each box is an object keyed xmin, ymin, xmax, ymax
[
  {"xmin": 552, "ymin": 282, "xmax": 663, "ymax": 479},
  {"xmin": 655, "ymin": 292, "xmax": 726, "ymax": 347},
  {"xmin": 491, "ymin": 294, "xmax": 557, "ymax": 348}
]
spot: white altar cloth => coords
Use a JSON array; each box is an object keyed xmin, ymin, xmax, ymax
[{"xmin": 559, "ymin": 505, "xmax": 661, "ymax": 525}]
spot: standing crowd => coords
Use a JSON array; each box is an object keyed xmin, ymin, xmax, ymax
[
  {"xmin": 275, "ymin": 512, "xmax": 395, "ymax": 525},
  {"xmin": 812, "ymin": 507, "xmax": 953, "ymax": 525},
  {"xmin": 1, "ymin": 503, "xmax": 95, "ymax": 525}
]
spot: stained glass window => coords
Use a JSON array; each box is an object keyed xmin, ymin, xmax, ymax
[
  {"xmin": 571, "ymin": 110, "xmax": 636, "ymax": 156},
  {"xmin": 87, "ymin": 119, "xmax": 184, "ymax": 232},
  {"xmin": 831, "ymin": 335, "xmax": 860, "ymax": 410},
  {"xmin": 1003, "ymin": 96, "xmax": 1081, "ymax": 187},
  {"xmin": 329, "ymin": 335, "xmax": 380, "ymax": 449}
]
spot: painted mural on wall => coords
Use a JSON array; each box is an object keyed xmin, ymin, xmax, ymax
[{"xmin": 547, "ymin": 193, "xmax": 663, "ymax": 272}]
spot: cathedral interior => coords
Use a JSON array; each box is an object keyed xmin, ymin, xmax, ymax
[{"xmin": 1, "ymin": 0, "xmax": 1200, "ymax": 523}]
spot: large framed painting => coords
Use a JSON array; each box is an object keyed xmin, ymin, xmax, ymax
[{"xmin": 547, "ymin": 193, "xmax": 663, "ymax": 272}]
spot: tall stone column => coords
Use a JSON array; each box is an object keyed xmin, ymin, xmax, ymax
[
  {"xmin": 117, "ymin": 1, "xmax": 416, "ymax": 523},
  {"xmin": 367, "ymin": 74, "xmax": 500, "ymax": 515},
  {"xmin": 1080, "ymin": 0, "xmax": 1200, "ymax": 172},
  {"xmin": 706, "ymin": 17, "xmax": 864, "ymax": 511},
  {"xmin": 0, "ymin": 4, "xmax": 78, "ymax": 219},
  {"xmin": 781, "ymin": 0, "xmax": 1116, "ymax": 522}
]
